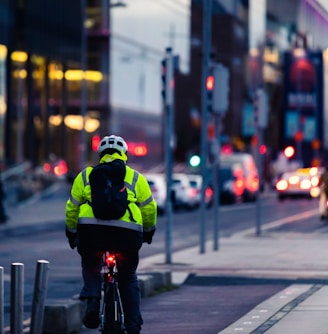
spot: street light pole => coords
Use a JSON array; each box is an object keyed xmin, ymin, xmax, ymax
[
  {"xmin": 80, "ymin": 0, "xmax": 87, "ymax": 171},
  {"xmin": 200, "ymin": 0, "xmax": 212, "ymax": 254}
]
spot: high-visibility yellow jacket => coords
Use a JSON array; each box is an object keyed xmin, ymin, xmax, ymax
[{"xmin": 65, "ymin": 152, "xmax": 157, "ymax": 235}]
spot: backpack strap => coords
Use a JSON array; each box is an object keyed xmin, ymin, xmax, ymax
[
  {"xmin": 82, "ymin": 168, "xmax": 90, "ymax": 187},
  {"xmin": 125, "ymin": 170, "xmax": 139, "ymax": 197}
]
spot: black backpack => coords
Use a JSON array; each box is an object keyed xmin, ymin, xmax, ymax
[{"xmin": 89, "ymin": 160, "xmax": 128, "ymax": 220}]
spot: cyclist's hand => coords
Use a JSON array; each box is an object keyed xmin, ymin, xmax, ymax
[
  {"xmin": 65, "ymin": 228, "xmax": 78, "ymax": 249},
  {"xmin": 143, "ymin": 230, "xmax": 155, "ymax": 244}
]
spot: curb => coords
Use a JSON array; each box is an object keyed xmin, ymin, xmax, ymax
[{"xmin": 42, "ymin": 271, "xmax": 172, "ymax": 334}]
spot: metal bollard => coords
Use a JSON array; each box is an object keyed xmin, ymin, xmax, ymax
[
  {"xmin": 0, "ymin": 266, "xmax": 4, "ymax": 334},
  {"xmin": 10, "ymin": 263, "xmax": 24, "ymax": 334},
  {"xmin": 30, "ymin": 260, "xmax": 49, "ymax": 334}
]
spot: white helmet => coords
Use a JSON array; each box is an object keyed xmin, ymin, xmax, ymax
[{"xmin": 97, "ymin": 135, "xmax": 128, "ymax": 155}]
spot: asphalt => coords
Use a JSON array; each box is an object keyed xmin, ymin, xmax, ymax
[{"xmin": 2, "ymin": 180, "xmax": 328, "ymax": 333}]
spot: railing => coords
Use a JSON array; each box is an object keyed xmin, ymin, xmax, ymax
[{"xmin": 0, "ymin": 260, "xmax": 49, "ymax": 334}]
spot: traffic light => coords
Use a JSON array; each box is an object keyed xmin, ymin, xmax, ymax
[
  {"xmin": 92, "ymin": 134, "xmax": 100, "ymax": 152},
  {"xmin": 259, "ymin": 144, "xmax": 267, "ymax": 155},
  {"xmin": 206, "ymin": 64, "xmax": 230, "ymax": 114},
  {"xmin": 189, "ymin": 154, "xmax": 201, "ymax": 167},
  {"xmin": 206, "ymin": 75, "xmax": 214, "ymax": 112}
]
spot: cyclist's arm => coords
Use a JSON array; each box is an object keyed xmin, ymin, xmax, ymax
[
  {"xmin": 135, "ymin": 173, "xmax": 157, "ymax": 233},
  {"xmin": 65, "ymin": 170, "xmax": 87, "ymax": 233}
]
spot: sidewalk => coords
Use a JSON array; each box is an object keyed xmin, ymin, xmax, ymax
[{"xmin": 2, "ymin": 182, "xmax": 328, "ymax": 333}]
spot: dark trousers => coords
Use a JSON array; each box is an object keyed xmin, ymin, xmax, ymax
[{"xmin": 78, "ymin": 248, "xmax": 143, "ymax": 333}]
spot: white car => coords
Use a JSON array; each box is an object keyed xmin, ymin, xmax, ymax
[
  {"xmin": 145, "ymin": 173, "xmax": 166, "ymax": 214},
  {"xmin": 275, "ymin": 167, "xmax": 321, "ymax": 200},
  {"xmin": 172, "ymin": 173, "xmax": 201, "ymax": 210},
  {"xmin": 185, "ymin": 174, "xmax": 213, "ymax": 207}
]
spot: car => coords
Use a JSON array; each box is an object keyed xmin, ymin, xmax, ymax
[
  {"xmin": 145, "ymin": 173, "xmax": 166, "ymax": 214},
  {"xmin": 275, "ymin": 167, "xmax": 321, "ymax": 200},
  {"xmin": 220, "ymin": 153, "xmax": 259, "ymax": 202},
  {"xmin": 172, "ymin": 173, "xmax": 201, "ymax": 210},
  {"xmin": 145, "ymin": 172, "xmax": 194, "ymax": 213},
  {"xmin": 218, "ymin": 164, "xmax": 245, "ymax": 204},
  {"xmin": 185, "ymin": 174, "xmax": 213, "ymax": 207}
]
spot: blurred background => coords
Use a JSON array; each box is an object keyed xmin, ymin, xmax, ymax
[{"xmin": 0, "ymin": 0, "xmax": 328, "ymax": 199}]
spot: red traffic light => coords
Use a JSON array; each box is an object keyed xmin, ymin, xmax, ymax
[
  {"xmin": 92, "ymin": 135, "xmax": 101, "ymax": 152},
  {"xmin": 259, "ymin": 144, "xmax": 267, "ymax": 155},
  {"xmin": 206, "ymin": 75, "xmax": 214, "ymax": 91}
]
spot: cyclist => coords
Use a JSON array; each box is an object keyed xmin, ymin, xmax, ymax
[{"xmin": 65, "ymin": 135, "xmax": 157, "ymax": 334}]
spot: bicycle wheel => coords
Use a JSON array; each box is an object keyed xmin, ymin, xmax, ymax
[{"xmin": 103, "ymin": 283, "xmax": 125, "ymax": 334}]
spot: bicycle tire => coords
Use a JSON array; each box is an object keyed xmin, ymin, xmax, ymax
[{"xmin": 103, "ymin": 282, "xmax": 125, "ymax": 334}]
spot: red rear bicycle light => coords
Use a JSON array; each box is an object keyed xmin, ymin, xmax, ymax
[{"xmin": 106, "ymin": 255, "xmax": 115, "ymax": 265}]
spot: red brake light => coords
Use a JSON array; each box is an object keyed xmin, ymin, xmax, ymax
[
  {"xmin": 43, "ymin": 163, "xmax": 51, "ymax": 173},
  {"xmin": 189, "ymin": 188, "xmax": 198, "ymax": 197},
  {"xmin": 205, "ymin": 187, "xmax": 213, "ymax": 198},
  {"xmin": 54, "ymin": 160, "xmax": 68, "ymax": 176}
]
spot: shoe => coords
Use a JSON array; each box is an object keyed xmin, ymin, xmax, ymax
[{"xmin": 83, "ymin": 297, "xmax": 100, "ymax": 329}]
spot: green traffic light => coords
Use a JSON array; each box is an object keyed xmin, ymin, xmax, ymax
[{"xmin": 189, "ymin": 155, "xmax": 201, "ymax": 167}]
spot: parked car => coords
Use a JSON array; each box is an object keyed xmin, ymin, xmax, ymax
[
  {"xmin": 145, "ymin": 172, "xmax": 194, "ymax": 213},
  {"xmin": 185, "ymin": 174, "xmax": 213, "ymax": 207},
  {"xmin": 145, "ymin": 173, "xmax": 166, "ymax": 214},
  {"xmin": 275, "ymin": 167, "xmax": 321, "ymax": 200},
  {"xmin": 220, "ymin": 153, "xmax": 259, "ymax": 202},
  {"xmin": 172, "ymin": 173, "xmax": 202, "ymax": 210},
  {"xmin": 218, "ymin": 164, "xmax": 245, "ymax": 204}
]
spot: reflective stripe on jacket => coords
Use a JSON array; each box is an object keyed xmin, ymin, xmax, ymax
[{"xmin": 65, "ymin": 154, "xmax": 157, "ymax": 234}]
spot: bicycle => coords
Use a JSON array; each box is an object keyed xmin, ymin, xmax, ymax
[{"xmin": 99, "ymin": 251, "xmax": 127, "ymax": 334}]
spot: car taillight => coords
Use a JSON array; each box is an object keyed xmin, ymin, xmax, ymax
[
  {"xmin": 54, "ymin": 160, "xmax": 68, "ymax": 176},
  {"xmin": 300, "ymin": 179, "xmax": 311, "ymax": 189},
  {"xmin": 43, "ymin": 163, "xmax": 51, "ymax": 173},
  {"xmin": 276, "ymin": 180, "xmax": 288, "ymax": 191},
  {"xmin": 311, "ymin": 176, "xmax": 319, "ymax": 187},
  {"xmin": 189, "ymin": 188, "xmax": 198, "ymax": 197}
]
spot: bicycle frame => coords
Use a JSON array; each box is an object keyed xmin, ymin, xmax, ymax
[{"xmin": 100, "ymin": 251, "xmax": 126, "ymax": 334}]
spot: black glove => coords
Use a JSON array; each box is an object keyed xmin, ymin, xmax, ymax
[
  {"xmin": 143, "ymin": 230, "xmax": 155, "ymax": 244},
  {"xmin": 65, "ymin": 228, "xmax": 78, "ymax": 249}
]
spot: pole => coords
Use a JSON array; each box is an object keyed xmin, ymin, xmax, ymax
[
  {"xmin": 256, "ymin": 127, "xmax": 263, "ymax": 236},
  {"xmin": 16, "ymin": 62, "xmax": 24, "ymax": 163},
  {"xmin": 30, "ymin": 260, "xmax": 49, "ymax": 334},
  {"xmin": 0, "ymin": 267, "xmax": 4, "ymax": 334},
  {"xmin": 213, "ymin": 113, "xmax": 222, "ymax": 250},
  {"xmin": 165, "ymin": 47, "xmax": 174, "ymax": 264},
  {"xmin": 200, "ymin": 0, "xmax": 212, "ymax": 254},
  {"xmin": 11, "ymin": 263, "xmax": 24, "ymax": 334},
  {"xmin": 80, "ymin": 0, "xmax": 87, "ymax": 170}
]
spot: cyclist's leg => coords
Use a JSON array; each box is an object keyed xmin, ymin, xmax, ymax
[
  {"xmin": 79, "ymin": 248, "xmax": 102, "ymax": 299},
  {"xmin": 78, "ymin": 248, "xmax": 102, "ymax": 328},
  {"xmin": 118, "ymin": 253, "xmax": 143, "ymax": 334}
]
